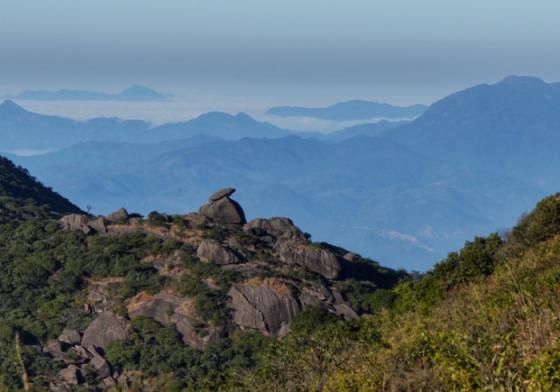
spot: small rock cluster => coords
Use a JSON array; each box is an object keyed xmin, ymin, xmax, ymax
[{"xmin": 46, "ymin": 312, "xmax": 128, "ymax": 391}]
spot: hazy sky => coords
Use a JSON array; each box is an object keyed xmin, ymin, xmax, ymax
[{"xmin": 1, "ymin": 0, "xmax": 559, "ymax": 106}]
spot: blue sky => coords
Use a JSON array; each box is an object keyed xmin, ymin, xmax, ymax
[{"xmin": 1, "ymin": 0, "xmax": 559, "ymax": 105}]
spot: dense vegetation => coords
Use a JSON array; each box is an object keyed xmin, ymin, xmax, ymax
[
  {"xmin": 0, "ymin": 151, "xmax": 559, "ymax": 390},
  {"xmin": 238, "ymin": 194, "xmax": 560, "ymax": 390},
  {"xmin": 0, "ymin": 156, "xmax": 81, "ymax": 222}
]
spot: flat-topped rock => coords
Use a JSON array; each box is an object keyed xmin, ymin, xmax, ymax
[{"xmin": 209, "ymin": 187, "xmax": 236, "ymax": 202}]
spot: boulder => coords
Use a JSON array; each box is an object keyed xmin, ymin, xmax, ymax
[
  {"xmin": 209, "ymin": 187, "xmax": 236, "ymax": 202},
  {"xmin": 183, "ymin": 212, "xmax": 210, "ymax": 227},
  {"xmin": 173, "ymin": 319, "xmax": 221, "ymax": 350},
  {"xmin": 228, "ymin": 280, "xmax": 300, "ymax": 335},
  {"xmin": 81, "ymin": 312, "xmax": 129, "ymax": 351},
  {"xmin": 277, "ymin": 242, "xmax": 341, "ymax": 279},
  {"xmin": 88, "ymin": 217, "xmax": 108, "ymax": 234},
  {"xmin": 58, "ymin": 329, "xmax": 81, "ymax": 346},
  {"xmin": 197, "ymin": 239, "xmax": 240, "ymax": 265},
  {"xmin": 244, "ymin": 217, "xmax": 308, "ymax": 243},
  {"xmin": 334, "ymin": 303, "xmax": 360, "ymax": 320},
  {"xmin": 86, "ymin": 346, "xmax": 111, "ymax": 379},
  {"xmin": 107, "ymin": 208, "xmax": 129, "ymax": 223},
  {"xmin": 127, "ymin": 291, "xmax": 183, "ymax": 326},
  {"xmin": 60, "ymin": 214, "xmax": 91, "ymax": 234},
  {"xmin": 43, "ymin": 340, "xmax": 65, "ymax": 359},
  {"xmin": 57, "ymin": 365, "xmax": 80, "ymax": 385},
  {"xmin": 199, "ymin": 190, "xmax": 246, "ymax": 225}
]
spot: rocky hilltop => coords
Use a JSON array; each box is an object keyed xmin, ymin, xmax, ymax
[{"xmin": 2, "ymin": 184, "xmax": 404, "ymax": 391}]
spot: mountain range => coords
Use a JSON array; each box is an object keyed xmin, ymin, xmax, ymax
[
  {"xmin": 8, "ymin": 84, "xmax": 169, "ymax": 102},
  {"xmin": 0, "ymin": 101, "xmax": 293, "ymax": 151},
  {"xmin": 266, "ymin": 99, "xmax": 427, "ymax": 121},
  {"xmin": 4, "ymin": 75, "xmax": 560, "ymax": 270}
]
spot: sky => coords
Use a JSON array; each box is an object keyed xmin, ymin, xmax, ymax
[{"xmin": 1, "ymin": 0, "xmax": 560, "ymax": 110}]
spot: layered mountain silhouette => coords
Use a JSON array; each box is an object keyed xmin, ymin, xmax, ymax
[
  {"xmin": 0, "ymin": 101, "xmax": 289, "ymax": 150},
  {"xmin": 6, "ymin": 75, "xmax": 560, "ymax": 270},
  {"xmin": 9, "ymin": 84, "xmax": 169, "ymax": 101},
  {"xmin": 266, "ymin": 99, "xmax": 427, "ymax": 121}
]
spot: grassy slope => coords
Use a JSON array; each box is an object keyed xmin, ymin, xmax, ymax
[{"xmin": 240, "ymin": 195, "xmax": 560, "ymax": 391}]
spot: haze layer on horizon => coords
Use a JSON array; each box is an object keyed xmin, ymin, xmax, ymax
[{"xmin": 1, "ymin": 0, "xmax": 559, "ymax": 107}]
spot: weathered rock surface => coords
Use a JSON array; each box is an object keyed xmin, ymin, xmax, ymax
[
  {"xmin": 229, "ymin": 279, "xmax": 301, "ymax": 335},
  {"xmin": 244, "ymin": 217, "xmax": 308, "ymax": 242},
  {"xmin": 127, "ymin": 291, "xmax": 182, "ymax": 325},
  {"xmin": 127, "ymin": 290, "xmax": 217, "ymax": 350},
  {"xmin": 81, "ymin": 312, "xmax": 130, "ymax": 351},
  {"xmin": 197, "ymin": 239, "xmax": 240, "ymax": 265},
  {"xmin": 58, "ymin": 329, "xmax": 81, "ymax": 345},
  {"xmin": 277, "ymin": 242, "xmax": 341, "ymax": 279},
  {"xmin": 107, "ymin": 208, "xmax": 129, "ymax": 223},
  {"xmin": 88, "ymin": 216, "xmax": 108, "ymax": 233},
  {"xmin": 199, "ymin": 189, "xmax": 246, "ymax": 225},
  {"xmin": 57, "ymin": 365, "xmax": 80, "ymax": 385},
  {"xmin": 60, "ymin": 214, "xmax": 91, "ymax": 234},
  {"xmin": 86, "ymin": 347, "xmax": 111, "ymax": 378}
]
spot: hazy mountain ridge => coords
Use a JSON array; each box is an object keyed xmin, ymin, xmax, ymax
[
  {"xmin": 0, "ymin": 101, "xmax": 290, "ymax": 151},
  {"xmin": 9, "ymin": 84, "xmax": 169, "ymax": 102},
  {"xmin": 266, "ymin": 99, "xmax": 427, "ymax": 121}
]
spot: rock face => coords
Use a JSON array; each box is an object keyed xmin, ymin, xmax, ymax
[
  {"xmin": 197, "ymin": 239, "xmax": 240, "ymax": 265},
  {"xmin": 81, "ymin": 312, "xmax": 130, "ymax": 351},
  {"xmin": 88, "ymin": 216, "xmax": 108, "ymax": 233},
  {"xmin": 277, "ymin": 242, "xmax": 341, "ymax": 279},
  {"xmin": 60, "ymin": 214, "xmax": 91, "ymax": 234},
  {"xmin": 127, "ymin": 291, "xmax": 219, "ymax": 350},
  {"xmin": 199, "ymin": 188, "xmax": 246, "ymax": 225},
  {"xmin": 228, "ymin": 279, "xmax": 301, "ymax": 336}
]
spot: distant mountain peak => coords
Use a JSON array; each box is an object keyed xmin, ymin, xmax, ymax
[
  {"xmin": 117, "ymin": 84, "xmax": 168, "ymax": 101},
  {"xmin": 10, "ymin": 85, "xmax": 169, "ymax": 102},
  {"xmin": 266, "ymin": 100, "xmax": 427, "ymax": 121},
  {"xmin": 498, "ymin": 75, "xmax": 546, "ymax": 86},
  {"xmin": 0, "ymin": 99, "xmax": 29, "ymax": 116}
]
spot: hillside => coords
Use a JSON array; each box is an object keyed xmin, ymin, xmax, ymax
[
  {"xmin": 0, "ymin": 101, "xmax": 290, "ymax": 151},
  {"xmin": 0, "ymin": 179, "xmax": 405, "ymax": 391},
  {"xmin": 238, "ymin": 194, "xmax": 560, "ymax": 390},
  {"xmin": 0, "ymin": 158, "xmax": 558, "ymax": 390},
  {"xmin": 11, "ymin": 85, "xmax": 169, "ymax": 102},
  {"xmin": 0, "ymin": 155, "xmax": 81, "ymax": 221}
]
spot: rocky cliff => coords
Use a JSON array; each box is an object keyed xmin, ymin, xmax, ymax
[{"xmin": 2, "ymin": 187, "xmax": 404, "ymax": 391}]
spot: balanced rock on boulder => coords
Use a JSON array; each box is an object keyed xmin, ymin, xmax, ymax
[{"xmin": 199, "ymin": 187, "xmax": 246, "ymax": 225}]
